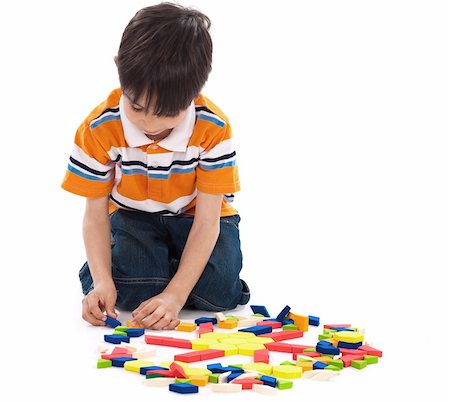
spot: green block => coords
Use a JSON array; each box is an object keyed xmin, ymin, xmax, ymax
[
  {"xmin": 349, "ymin": 327, "xmax": 358, "ymax": 331},
  {"xmin": 297, "ymin": 358, "xmax": 313, "ymax": 362},
  {"xmin": 225, "ymin": 315, "xmax": 238, "ymax": 321},
  {"xmin": 252, "ymin": 313, "xmax": 265, "ymax": 317},
  {"xmin": 97, "ymin": 359, "xmax": 112, "ymax": 369},
  {"xmin": 115, "ymin": 326, "xmax": 128, "ymax": 331},
  {"xmin": 276, "ymin": 379, "xmax": 293, "ymax": 390},
  {"xmin": 112, "ymin": 330, "xmax": 127, "ymax": 336},
  {"xmin": 318, "ymin": 333, "xmax": 332, "ymax": 340},
  {"xmin": 364, "ymin": 355, "xmax": 379, "ymax": 364},
  {"xmin": 229, "ymin": 364, "xmax": 243, "ymax": 369},
  {"xmin": 351, "ymin": 360, "xmax": 367, "ymax": 370},
  {"xmin": 329, "ymin": 329, "xmax": 337, "ymax": 333},
  {"xmin": 323, "ymin": 329, "xmax": 331, "ymax": 334},
  {"xmin": 303, "ymin": 348, "xmax": 316, "ymax": 352},
  {"xmin": 280, "ymin": 360, "xmax": 296, "ymax": 366},
  {"xmin": 282, "ymin": 324, "xmax": 298, "ymax": 330},
  {"xmin": 146, "ymin": 373, "xmax": 164, "ymax": 379},
  {"xmin": 176, "ymin": 379, "xmax": 192, "ymax": 384},
  {"xmin": 327, "ymin": 360, "xmax": 344, "ymax": 369},
  {"xmin": 325, "ymin": 364, "xmax": 341, "ymax": 371},
  {"xmin": 208, "ymin": 374, "xmax": 220, "ymax": 383}
]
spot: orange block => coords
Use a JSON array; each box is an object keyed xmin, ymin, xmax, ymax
[
  {"xmin": 177, "ymin": 322, "xmax": 197, "ymax": 332},
  {"xmin": 189, "ymin": 375, "xmax": 209, "ymax": 386},
  {"xmin": 218, "ymin": 320, "xmax": 238, "ymax": 329},
  {"xmin": 127, "ymin": 320, "xmax": 143, "ymax": 328},
  {"xmin": 315, "ymin": 356, "xmax": 333, "ymax": 363},
  {"xmin": 287, "ymin": 312, "xmax": 309, "ymax": 332},
  {"xmin": 296, "ymin": 361, "xmax": 313, "ymax": 371}
]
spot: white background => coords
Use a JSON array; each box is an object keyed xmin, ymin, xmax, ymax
[{"xmin": 1, "ymin": 0, "xmax": 449, "ymax": 400}]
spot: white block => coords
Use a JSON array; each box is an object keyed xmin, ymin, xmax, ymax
[
  {"xmin": 144, "ymin": 378, "xmax": 175, "ymax": 387},
  {"xmin": 210, "ymin": 383, "xmax": 242, "ymax": 393},
  {"xmin": 311, "ymin": 371, "xmax": 339, "ymax": 381},
  {"xmin": 133, "ymin": 349, "xmax": 157, "ymax": 359},
  {"xmin": 218, "ymin": 371, "xmax": 232, "ymax": 383},
  {"xmin": 230, "ymin": 372, "xmax": 259, "ymax": 382},
  {"xmin": 215, "ymin": 312, "xmax": 226, "ymax": 322},
  {"xmin": 253, "ymin": 384, "xmax": 279, "ymax": 395}
]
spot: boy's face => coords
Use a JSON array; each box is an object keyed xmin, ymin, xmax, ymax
[{"xmin": 122, "ymin": 91, "xmax": 188, "ymax": 139}]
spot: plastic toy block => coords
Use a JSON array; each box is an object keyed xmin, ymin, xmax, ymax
[
  {"xmin": 351, "ymin": 359, "xmax": 367, "ymax": 369},
  {"xmin": 281, "ymin": 319, "xmax": 295, "ymax": 325},
  {"xmin": 198, "ymin": 323, "xmax": 214, "ymax": 336},
  {"xmin": 296, "ymin": 361, "xmax": 314, "ymax": 371},
  {"xmin": 250, "ymin": 305, "xmax": 271, "ymax": 317},
  {"xmin": 364, "ymin": 355, "xmax": 379, "ymax": 364},
  {"xmin": 259, "ymin": 320, "xmax": 282, "ymax": 329},
  {"xmin": 229, "ymin": 331, "xmax": 257, "ymax": 339},
  {"xmin": 296, "ymin": 351, "xmax": 321, "ymax": 358},
  {"xmin": 334, "ymin": 327, "xmax": 355, "ymax": 332},
  {"xmin": 340, "ymin": 354, "xmax": 361, "ymax": 367},
  {"xmin": 238, "ymin": 343, "xmax": 267, "ymax": 356},
  {"xmin": 221, "ymin": 337, "xmax": 250, "ymax": 346},
  {"xmin": 170, "ymin": 362, "xmax": 188, "ymax": 378},
  {"xmin": 303, "ymin": 370, "xmax": 339, "ymax": 381},
  {"xmin": 191, "ymin": 338, "xmax": 217, "ymax": 350},
  {"xmin": 123, "ymin": 360, "xmax": 154, "ymax": 373},
  {"xmin": 324, "ymin": 323, "xmax": 351, "ymax": 329},
  {"xmin": 276, "ymin": 305, "xmax": 291, "ymax": 321},
  {"xmin": 264, "ymin": 330, "xmax": 303, "ymax": 342},
  {"xmin": 252, "ymin": 313, "xmax": 265, "ymax": 317},
  {"xmin": 144, "ymin": 335, "xmax": 171, "ymax": 346},
  {"xmin": 358, "ymin": 344, "xmax": 383, "ymax": 357},
  {"xmin": 218, "ymin": 320, "xmax": 238, "ymax": 329},
  {"xmin": 315, "ymin": 356, "xmax": 333, "ymax": 363},
  {"xmin": 309, "ymin": 315, "xmax": 320, "ymax": 326},
  {"xmin": 112, "ymin": 330, "xmax": 128, "ymax": 337},
  {"xmin": 124, "ymin": 328, "xmax": 145, "ymax": 337},
  {"xmin": 200, "ymin": 349, "xmax": 226, "ymax": 360},
  {"xmin": 111, "ymin": 346, "xmax": 129, "ymax": 354},
  {"xmin": 200, "ymin": 332, "xmax": 226, "ymax": 340},
  {"xmin": 272, "ymin": 365, "xmax": 302, "ymax": 379},
  {"xmin": 169, "ymin": 383, "xmax": 199, "ymax": 394},
  {"xmin": 215, "ymin": 312, "xmax": 226, "ymax": 322},
  {"xmin": 254, "ymin": 349, "xmax": 269, "ymax": 363},
  {"xmin": 327, "ymin": 360, "xmax": 344, "ymax": 369},
  {"xmin": 132, "ymin": 349, "xmax": 157, "ymax": 359},
  {"xmin": 104, "ymin": 316, "xmax": 122, "ymax": 328},
  {"xmin": 325, "ymin": 364, "xmax": 341, "ymax": 371},
  {"xmin": 340, "ymin": 348, "xmax": 366, "ymax": 357},
  {"xmin": 97, "ymin": 358, "xmax": 112, "ymax": 368},
  {"xmin": 210, "ymin": 383, "xmax": 242, "ymax": 392},
  {"xmin": 104, "ymin": 334, "xmax": 130, "ymax": 344},
  {"xmin": 122, "ymin": 344, "xmax": 138, "ymax": 353},
  {"xmin": 139, "ymin": 366, "xmax": 167, "ymax": 375},
  {"xmin": 218, "ymin": 371, "xmax": 232, "ymax": 383},
  {"xmin": 194, "ymin": 317, "xmax": 217, "ymax": 325},
  {"xmin": 114, "ymin": 325, "xmax": 128, "ymax": 331},
  {"xmin": 303, "ymin": 348, "xmax": 316, "ymax": 352},
  {"xmin": 253, "ymin": 384, "xmax": 279, "ymax": 395},
  {"xmin": 277, "ymin": 379, "xmax": 294, "ymax": 389},
  {"xmin": 236, "ymin": 318, "xmax": 263, "ymax": 328},
  {"xmin": 318, "ymin": 333, "xmax": 333, "ymax": 340},
  {"xmin": 280, "ymin": 360, "xmax": 295, "ymax": 366},
  {"xmin": 313, "ymin": 361, "xmax": 328, "ymax": 370},
  {"xmin": 101, "ymin": 351, "xmax": 132, "ymax": 360},
  {"xmin": 177, "ymin": 322, "xmax": 197, "ymax": 332},
  {"xmin": 126, "ymin": 320, "xmax": 143, "ymax": 328},
  {"xmin": 144, "ymin": 377, "xmax": 175, "ymax": 387},
  {"xmin": 175, "ymin": 379, "xmax": 192, "ymax": 384},
  {"xmin": 287, "ymin": 312, "xmax": 309, "ymax": 331},
  {"xmin": 243, "ymin": 363, "xmax": 273, "ymax": 375},
  {"xmin": 227, "ymin": 372, "xmax": 244, "ymax": 382},
  {"xmin": 225, "ymin": 315, "xmax": 238, "ymax": 321},
  {"xmin": 207, "ymin": 364, "xmax": 244, "ymax": 374},
  {"xmin": 110, "ymin": 357, "xmax": 137, "ymax": 367},
  {"xmin": 206, "ymin": 343, "xmax": 238, "ymax": 356},
  {"xmin": 146, "ymin": 373, "xmax": 165, "ymax": 379},
  {"xmin": 260, "ymin": 375, "xmax": 277, "ymax": 387},
  {"xmin": 183, "ymin": 368, "xmax": 211, "ymax": 378},
  {"xmin": 337, "ymin": 341, "xmax": 363, "ymax": 349},
  {"xmin": 232, "ymin": 379, "xmax": 264, "ymax": 390},
  {"xmin": 282, "ymin": 324, "xmax": 298, "ymax": 330},
  {"xmin": 146, "ymin": 369, "xmax": 176, "ymax": 378},
  {"xmin": 230, "ymin": 373, "xmax": 259, "ymax": 382},
  {"xmin": 209, "ymin": 373, "xmax": 220, "ymax": 383},
  {"xmin": 189, "ymin": 375, "xmax": 209, "ymax": 386},
  {"xmin": 265, "ymin": 342, "xmax": 292, "ymax": 352},
  {"xmin": 333, "ymin": 331, "xmax": 364, "ymax": 343},
  {"xmin": 173, "ymin": 351, "xmax": 203, "ymax": 363},
  {"xmin": 316, "ymin": 341, "xmax": 340, "ymax": 355},
  {"xmin": 249, "ymin": 336, "xmax": 276, "ymax": 345},
  {"xmin": 162, "ymin": 338, "xmax": 192, "ymax": 349}
]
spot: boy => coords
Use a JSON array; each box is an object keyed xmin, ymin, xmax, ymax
[{"xmin": 61, "ymin": 3, "xmax": 250, "ymax": 330}]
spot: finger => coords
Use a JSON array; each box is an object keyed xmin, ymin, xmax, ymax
[
  {"xmin": 162, "ymin": 318, "xmax": 181, "ymax": 330},
  {"xmin": 150, "ymin": 315, "xmax": 172, "ymax": 330},
  {"xmin": 133, "ymin": 299, "xmax": 158, "ymax": 324},
  {"xmin": 141, "ymin": 306, "xmax": 165, "ymax": 329},
  {"xmin": 82, "ymin": 299, "xmax": 105, "ymax": 326},
  {"xmin": 86, "ymin": 295, "xmax": 106, "ymax": 322}
]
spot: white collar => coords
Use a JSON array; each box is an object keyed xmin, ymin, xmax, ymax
[{"xmin": 119, "ymin": 95, "xmax": 195, "ymax": 151}]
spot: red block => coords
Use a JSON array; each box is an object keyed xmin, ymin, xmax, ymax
[
  {"xmin": 292, "ymin": 345, "xmax": 315, "ymax": 353},
  {"xmin": 254, "ymin": 349, "xmax": 269, "ymax": 363},
  {"xmin": 323, "ymin": 324, "xmax": 351, "ymax": 329},
  {"xmin": 257, "ymin": 321, "xmax": 282, "ymax": 329},
  {"xmin": 170, "ymin": 362, "xmax": 188, "ymax": 378},
  {"xmin": 145, "ymin": 335, "xmax": 172, "ymax": 345},
  {"xmin": 198, "ymin": 322, "xmax": 214, "ymax": 336},
  {"xmin": 358, "ymin": 344, "xmax": 383, "ymax": 357},
  {"xmin": 340, "ymin": 348, "xmax": 366, "ymax": 357},
  {"xmin": 265, "ymin": 342, "xmax": 293, "ymax": 352},
  {"xmin": 163, "ymin": 338, "xmax": 193, "ymax": 349},
  {"xmin": 173, "ymin": 351, "xmax": 203, "ymax": 363},
  {"xmin": 293, "ymin": 351, "xmax": 321, "ymax": 360},
  {"xmin": 200, "ymin": 349, "xmax": 225, "ymax": 360},
  {"xmin": 264, "ymin": 330, "xmax": 303, "ymax": 342},
  {"xmin": 112, "ymin": 347, "xmax": 129, "ymax": 354},
  {"xmin": 101, "ymin": 352, "xmax": 132, "ymax": 360},
  {"xmin": 147, "ymin": 369, "xmax": 176, "ymax": 378},
  {"xmin": 232, "ymin": 379, "xmax": 264, "ymax": 390},
  {"xmin": 340, "ymin": 354, "xmax": 361, "ymax": 367}
]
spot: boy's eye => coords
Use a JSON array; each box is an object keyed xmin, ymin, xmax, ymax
[{"xmin": 131, "ymin": 104, "xmax": 143, "ymax": 112}]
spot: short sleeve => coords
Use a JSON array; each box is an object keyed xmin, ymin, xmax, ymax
[
  {"xmin": 196, "ymin": 123, "xmax": 240, "ymax": 194},
  {"xmin": 61, "ymin": 120, "xmax": 115, "ymax": 198}
]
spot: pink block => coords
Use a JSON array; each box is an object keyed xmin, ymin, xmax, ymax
[
  {"xmin": 323, "ymin": 324, "xmax": 351, "ymax": 329},
  {"xmin": 358, "ymin": 344, "xmax": 383, "ymax": 357},
  {"xmin": 254, "ymin": 349, "xmax": 269, "ymax": 363},
  {"xmin": 257, "ymin": 320, "xmax": 282, "ymax": 329},
  {"xmin": 264, "ymin": 330, "xmax": 303, "ymax": 342},
  {"xmin": 340, "ymin": 354, "xmax": 361, "ymax": 367}
]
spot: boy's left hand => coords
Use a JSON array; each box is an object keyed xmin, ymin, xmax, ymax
[{"xmin": 131, "ymin": 292, "xmax": 183, "ymax": 330}]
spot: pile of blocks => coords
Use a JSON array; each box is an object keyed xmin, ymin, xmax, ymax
[{"xmin": 95, "ymin": 305, "xmax": 383, "ymax": 394}]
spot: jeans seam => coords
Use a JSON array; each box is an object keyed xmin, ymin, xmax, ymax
[{"xmin": 112, "ymin": 277, "xmax": 170, "ymax": 285}]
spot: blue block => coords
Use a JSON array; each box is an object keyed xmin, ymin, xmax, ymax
[
  {"xmin": 110, "ymin": 357, "xmax": 137, "ymax": 367},
  {"xmin": 194, "ymin": 317, "xmax": 218, "ymax": 325},
  {"xmin": 104, "ymin": 334, "xmax": 130, "ymax": 344},
  {"xmin": 337, "ymin": 341, "xmax": 363, "ymax": 349},
  {"xmin": 227, "ymin": 372, "xmax": 244, "ymax": 382},
  {"xmin": 334, "ymin": 327, "xmax": 354, "ymax": 332},
  {"xmin": 125, "ymin": 328, "xmax": 145, "ymax": 337},
  {"xmin": 104, "ymin": 316, "xmax": 122, "ymax": 328},
  {"xmin": 239, "ymin": 325, "xmax": 272, "ymax": 336},
  {"xmin": 250, "ymin": 305, "xmax": 271, "ymax": 317},
  {"xmin": 206, "ymin": 363, "xmax": 243, "ymax": 374},
  {"xmin": 281, "ymin": 318, "xmax": 294, "ymax": 325},
  {"xmin": 316, "ymin": 341, "xmax": 340, "ymax": 355},
  {"xmin": 139, "ymin": 366, "xmax": 168, "ymax": 375},
  {"xmin": 169, "ymin": 383, "xmax": 199, "ymax": 394},
  {"xmin": 313, "ymin": 361, "xmax": 328, "ymax": 370},
  {"xmin": 260, "ymin": 375, "xmax": 277, "ymax": 388},
  {"xmin": 276, "ymin": 305, "xmax": 291, "ymax": 321},
  {"xmin": 308, "ymin": 315, "xmax": 320, "ymax": 326}
]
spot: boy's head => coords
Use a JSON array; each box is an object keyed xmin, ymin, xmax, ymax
[{"xmin": 117, "ymin": 2, "xmax": 213, "ymax": 119}]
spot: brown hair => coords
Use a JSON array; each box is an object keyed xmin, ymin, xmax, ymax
[{"xmin": 117, "ymin": 2, "xmax": 213, "ymax": 117}]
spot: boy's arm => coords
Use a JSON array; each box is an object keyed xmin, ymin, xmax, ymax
[
  {"xmin": 81, "ymin": 196, "xmax": 118, "ymax": 325},
  {"xmin": 131, "ymin": 190, "xmax": 223, "ymax": 330}
]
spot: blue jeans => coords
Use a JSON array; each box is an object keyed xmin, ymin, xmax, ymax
[{"xmin": 79, "ymin": 209, "xmax": 250, "ymax": 311}]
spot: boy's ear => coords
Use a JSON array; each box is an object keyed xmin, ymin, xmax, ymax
[{"xmin": 114, "ymin": 56, "xmax": 118, "ymax": 67}]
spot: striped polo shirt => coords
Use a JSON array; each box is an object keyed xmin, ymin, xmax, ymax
[{"xmin": 61, "ymin": 88, "xmax": 240, "ymax": 216}]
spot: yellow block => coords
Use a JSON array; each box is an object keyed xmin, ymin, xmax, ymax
[
  {"xmin": 207, "ymin": 343, "xmax": 238, "ymax": 356},
  {"xmin": 218, "ymin": 320, "xmax": 238, "ymax": 329},
  {"xmin": 200, "ymin": 332, "xmax": 227, "ymax": 340},
  {"xmin": 243, "ymin": 363, "xmax": 273, "ymax": 375},
  {"xmin": 246, "ymin": 337, "xmax": 273, "ymax": 345},
  {"xmin": 273, "ymin": 365, "xmax": 303, "ymax": 379},
  {"xmin": 219, "ymin": 337, "xmax": 248, "ymax": 345},
  {"xmin": 126, "ymin": 320, "xmax": 143, "ymax": 328},
  {"xmin": 123, "ymin": 360, "xmax": 154, "ymax": 373},
  {"xmin": 160, "ymin": 361, "xmax": 189, "ymax": 369},
  {"xmin": 333, "ymin": 331, "xmax": 364, "ymax": 343},
  {"xmin": 230, "ymin": 332, "xmax": 256, "ymax": 339},
  {"xmin": 189, "ymin": 375, "xmax": 209, "ymax": 386},
  {"xmin": 315, "ymin": 356, "xmax": 332, "ymax": 363},
  {"xmin": 184, "ymin": 367, "xmax": 212, "ymax": 377},
  {"xmin": 177, "ymin": 322, "xmax": 197, "ymax": 332},
  {"xmin": 238, "ymin": 343, "xmax": 266, "ymax": 356},
  {"xmin": 287, "ymin": 312, "xmax": 309, "ymax": 332},
  {"xmin": 191, "ymin": 338, "xmax": 218, "ymax": 350},
  {"xmin": 296, "ymin": 361, "xmax": 313, "ymax": 371}
]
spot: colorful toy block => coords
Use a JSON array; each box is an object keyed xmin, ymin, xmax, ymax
[
  {"xmin": 239, "ymin": 325, "xmax": 272, "ymax": 336},
  {"xmin": 124, "ymin": 328, "xmax": 145, "ymax": 337},
  {"xmin": 173, "ymin": 351, "xmax": 203, "ymax": 363},
  {"xmin": 272, "ymin": 365, "xmax": 302, "ymax": 379},
  {"xmin": 198, "ymin": 322, "xmax": 214, "ymax": 336},
  {"xmin": 104, "ymin": 334, "xmax": 130, "ymax": 344},
  {"xmin": 254, "ymin": 349, "xmax": 269, "ymax": 363},
  {"xmin": 282, "ymin": 324, "xmax": 298, "ymax": 330},
  {"xmin": 253, "ymin": 384, "xmax": 279, "ymax": 395},
  {"xmin": 337, "ymin": 341, "xmax": 363, "ymax": 349},
  {"xmin": 210, "ymin": 383, "xmax": 242, "ymax": 392},
  {"xmin": 144, "ymin": 377, "xmax": 175, "ymax": 387},
  {"xmin": 104, "ymin": 316, "xmax": 121, "ymax": 328},
  {"xmin": 190, "ymin": 375, "xmax": 209, "ymax": 386},
  {"xmin": 259, "ymin": 320, "xmax": 282, "ymax": 329},
  {"xmin": 126, "ymin": 320, "xmax": 143, "ymax": 328},
  {"xmin": 140, "ymin": 366, "xmax": 167, "ymax": 375},
  {"xmin": 340, "ymin": 354, "xmax": 361, "ymax": 367},
  {"xmin": 250, "ymin": 305, "xmax": 271, "ymax": 317},
  {"xmin": 264, "ymin": 330, "xmax": 303, "ymax": 342},
  {"xmin": 232, "ymin": 378, "xmax": 264, "ymax": 390},
  {"xmin": 277, "ymin": 379, "xmax": 294, "ymax": 389},
  {"xmin": 242, "ymin": 363, "xmax": 273, "ymax": 375},
  {"xmin": 110, "ymin": 357, "xmax": 136, "ymax": 367},
  {"xmin": 238, "ymin": 343, "xmax": 267, "ymax": 356},
  {"xmin": 218, "ymin": 320, "xmax": 238, "ymax": 329},
  {"xmin": 169, "ymin": 383, "xmax": 199, "ymax": 394},
  {"xmin": 177, "ymin": 322, "xmax": 197, "ymax": 332},
  {"xmin": 194, "ymin": 317, "xmax": 217, "ymax": 325},
  {"xmin": 351, "ymin": 359, "xmax": 367, "ymax": 369},
  {"xmin": 358, "ymin": 344, "xmax": 383, "ymax": 357},
  {"xmin": 170, "ymin": 362, "xmax": 188, "ymax": 378},
  {"xmin": 260, "ymin": 375, "xmax": 277, "ymax": 387},
  {"xmin": 97, "ymin": 358, "xmax": 112, "ymax": 368},
  {"xmin": 333, "ymin": 331, "xmax": 364, "ymax": 343},
  {"xmin": 287, "ymin": 312, "xmax": 309, "ymax": 331},
  {"xmin": 215, "ymin": 312, "xmax": 226, "ymax": 322},
  {"xmin": 309, "ymin": 315, "xmax": 320, "ymax": 326},
  {"xmin": 313, "ymin": 361, "xmax": 328, "ymax": 370},
  {"xmin": 276, "ymin": 305, "xmax": 291, "ymax": 321},
  {"xmin": 324, "ymin": 323, "xmax": 351, "ymax": 329},
  {"xmin": 296, "ymin": 360, "xmax": 314, "ymax": 371},
  {"xmin": 316, "ymin": 340, "xmax": 340, "ymax": 355},
  {"xmin": 364, "ymin": 355, "xmax": 379, "ymax": 364}
]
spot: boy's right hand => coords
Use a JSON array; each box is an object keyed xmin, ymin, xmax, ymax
[{"xmin": 82, "ymin": 281, "xmax": 118, "ymax": 326}]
